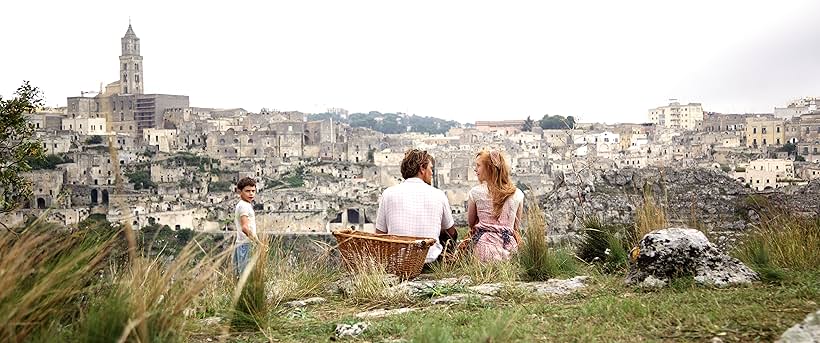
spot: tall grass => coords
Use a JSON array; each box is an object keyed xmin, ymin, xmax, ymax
[
  {"xmin": 232, "ymin": 238, "xmax": 270, "ymax": 330},
  {"xmin": 342, "ymin": 254, "xmax": 410, "ymax": 306},
  {"xmin": 77, "ymin": 234, "xmax": 229, "ymax": 342},
  {"xmin": 578, "ymin": 217, "xmax": 630, "ymax": 273},
  {"xmin": 634, "ymin": 184, "xmax": 668, "ymax": 243},
  {"xmin": 0, "ymin": 223, "xmax": 115, "ymax": 342},
  {"xmin": 734, "ymin": 206, "xmax": 820, "ymax": 273},
  {"xmin": 430, "ymin": 252, "xmax": 520, "ymax": 285},
  {"xmin": 517, "ymin": 197, "xmax": 580, "ymax": 281},
  {"xmin": 266, "ymin": 238, "xmax": 340, "ymax": 307}
]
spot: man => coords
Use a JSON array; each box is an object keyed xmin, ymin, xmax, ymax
[
  {"xmin": 234, "ymin": 177, "xmax": 261, "ymax": 276},
  {"xmin": 376, "ymin": 149, "xmax": 456, "ymax": 263}
]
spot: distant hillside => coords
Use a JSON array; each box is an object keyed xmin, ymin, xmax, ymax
[{"xmin": 307, "ymin": 111, "xmax": 460, "ymax": 134}]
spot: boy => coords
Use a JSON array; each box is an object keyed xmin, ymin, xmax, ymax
[{"xmin": 234, "ymin": 177, "xmax": 261, "ymax": 275}]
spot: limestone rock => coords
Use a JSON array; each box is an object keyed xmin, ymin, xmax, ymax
[
  {"xmin": 389, "ymin": 276, "xmax": 471, "ymax": 298},
  {"xmin": 335, "ymin": 322, "xmax": 369, "ymax": 337},
  {"xmin": 625, "ymin": 228, "xmax": 758, "ymax": 288},
  {"xmin": 283, "ymin": 297, "xmax": 326, "ymax": 308},
  {"xmin": 467, "ymin": 283, "xmax": 506, "ymax": 296},
  {"xmin": 430, "ymin": 293, "xmax": 495, "ymax": 305},
  {"xmin": 526, "ymin": 276, "xmax": 588, "ymax": 295},
  {"xmin": 199, "ymin": 316, "xmax": 223, "ymax": 326},
  {"xmin": 355, "ymin": 307, "xmax": 417, "ymax": 319},
  {"xmin": 777, "ymin": 309, "xmax": 820, "ymax": 343},
  {"xmin": 467, "ymin": 276, "xmax": 588, "ymax": 296}
]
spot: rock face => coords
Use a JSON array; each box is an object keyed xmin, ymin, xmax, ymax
[
  {"xmin": 625, "ymin": 228, "xmax": 758, "ymax": 288},
  {"xmin": 777, "ymin": 309, "xmax": 820, "ymax": 343},
  {"xmin": 541, "ymin": 168, "xmax": 751, "ymax": 244}
]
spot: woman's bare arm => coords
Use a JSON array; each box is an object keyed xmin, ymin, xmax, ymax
[{"xmin": 467, "ymin": 199, "xmax": 478, "ymax": 235}]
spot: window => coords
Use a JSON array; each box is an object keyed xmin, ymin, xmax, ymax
[
  {"xmin": 136, "ymin": 75, "xmax": 139, "ymax": 83},
  {"xmin": 776, "ymin": 127, "xmax": 780, "ymax": 133},
  {"xmin": 135, "ymin": 63, "xmax": 139, "ymax": 71},
  {"xmin": 762, "ymin": 128, "xmax": 767, "ymax": 134},
  {"xmin": 123, "ymin": 63, "xmax": 127, "ymax": 70},
  {"xmin": 753, "ymin": 127, "xmax": 757, "ymax": 134}
]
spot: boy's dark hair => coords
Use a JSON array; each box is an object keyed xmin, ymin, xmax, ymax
[
  {"xmin": 400, "ymin": 149, "xmax": 433, "ymax": 180},
  {"xmin": 236, "ymin": 177, "xmax": 256, "ymax": 191}
]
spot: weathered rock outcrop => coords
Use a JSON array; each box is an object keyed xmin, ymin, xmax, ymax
[
  {"xmin": 541, "ymin": 168, "xmax": 751, "ymax": 241},
  {"xmin": 624, "ymin": 228, "xmax": 758, "ymax": 288}
]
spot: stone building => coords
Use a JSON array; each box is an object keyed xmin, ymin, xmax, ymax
[
  {"xmin": 735, "ymin": 159, "xmax": 796, "ymax": 191},
  {"xmin": 648, "ymin": 101, "xmax": 704, "ymax": 130},
  {"xmin": 745, "ymin": 115, "xmax": 785, "ymax": 147},
  {"xmin": 774, "ymin": 97, "xmax": 818, "ymax": 119},
  {"xmin": 143, "ymin": 128, "xmax": 178, "ymax": 153},
  {"xmin": 66, "ymin": 23, "xmax": 189, "ymax": 138},
  {"xmin": 29, "ymin": 113, "xmax": 64, "ymax": 132}
]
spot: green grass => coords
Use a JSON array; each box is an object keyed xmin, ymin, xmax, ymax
[{"xmin": 209, "ymin": 270, "xmax": 818, "ymax": 342}]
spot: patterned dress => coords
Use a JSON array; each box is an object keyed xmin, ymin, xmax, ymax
[{"xmin": 468, "ymin": 184, "xmax": 525, "ymax": 262}]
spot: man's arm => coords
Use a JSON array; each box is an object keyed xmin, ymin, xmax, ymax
[{"xmin": 441, "ymin": 194, "xmax": 456, "ymax": 238}]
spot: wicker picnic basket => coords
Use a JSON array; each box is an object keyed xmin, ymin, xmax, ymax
[{"xmin": 332, "ymin": 229, "xmax": 436, "ymax": 280}]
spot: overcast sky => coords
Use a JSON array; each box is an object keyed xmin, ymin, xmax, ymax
[{"xmin": 2, "ymin": 0, "xmax": 819, "ymax": 124}]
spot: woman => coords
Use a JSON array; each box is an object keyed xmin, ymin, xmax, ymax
[{"xmin": 467, "ymin": 149, "xmax": 524, "ymax": 262}]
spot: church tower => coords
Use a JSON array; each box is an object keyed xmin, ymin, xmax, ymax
[{"xmin": 119, "ymin": 23, "xmax": 143, "ymax": 94}]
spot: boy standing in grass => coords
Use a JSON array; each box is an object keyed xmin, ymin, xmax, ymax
[{"xmin": 234, "ymin": 177, "xmax": 261, "ymax": 276}]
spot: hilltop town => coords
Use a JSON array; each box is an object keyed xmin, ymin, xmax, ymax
[{"xmin": 6, "ymin": 23, "xmax": 820, "ymax": 234}]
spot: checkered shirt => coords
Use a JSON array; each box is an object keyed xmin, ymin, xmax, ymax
[{"xmin": 375, "ymin": 177, "xmax": 455, "ymax": 263}]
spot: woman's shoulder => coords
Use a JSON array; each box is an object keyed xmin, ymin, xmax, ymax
[
  {"xmin": 468, "ymin": 183, "xmax": 488, "ymax": 198},
  {"xmin": 513, "ymin": 188, "xmax": 525, "ymax": 202}
]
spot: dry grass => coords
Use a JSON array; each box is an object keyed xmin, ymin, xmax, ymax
[
  {"xmin": 343, "ymin": 254, "xmax": 411, "ymax": 307},
  {"xmin": 75, "ymin": 234, "xmax": 229, "ymax": 342},
  {"xmin": 518, "ymin": 197, "xmax": 580, "ymax": 281},
  {"xmin": 734, "ymin": 207, "xmax": 820, "ymax": 272},
  {"xmin": 633, "ymin": 184, "xmax": 668, "ymax": 243},
  {"xmin": 0, "ymin": 223, "xmax": 114, "ymax": 342}
]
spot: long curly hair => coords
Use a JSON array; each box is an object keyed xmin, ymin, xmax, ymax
[{"xmin": 476, "ymin": 149, "xmax": 516, "ymax": 218}]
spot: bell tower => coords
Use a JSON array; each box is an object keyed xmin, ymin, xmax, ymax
[{"xmin": 119, "ymin": 22, "xmax": 143, "ymax": 94}]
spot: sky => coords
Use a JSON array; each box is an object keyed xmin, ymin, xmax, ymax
[{"xmin": 2, "ymin": 0, "xmax": 820, "ymax": 124}]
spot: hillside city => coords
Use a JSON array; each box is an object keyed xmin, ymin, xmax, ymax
[{"xmin": 6, "ymin": 23, "xmax": 820, "ymax": 235}]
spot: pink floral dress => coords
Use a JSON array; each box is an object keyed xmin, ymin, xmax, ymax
[{"xmin": 468, "ymin": 184, "xmax": 524, "ymax": 262}]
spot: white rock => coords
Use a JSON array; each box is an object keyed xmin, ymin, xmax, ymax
[
  {"xmin": 283, "ymin": 297, "xmax": 326, "ymax": 308},
  {"xmin": 355, "ymin": 307, "xmax": 417, "ymax": 319},
  {"xmin": 335, "ymin": 322, "xmax": 369, "ymax": 337},
  {"xmin": 430, "ymin": 293, "xmax": 495, "ymax": 305},
  {"xmin": 777, "ymin": 309, "xmax": 820, "ymax": 343},
  {"xmin": 199, "ymin": 316, "xmax": 223, "ymax": 326},
  {"xmin": 526, "ymin": 276, "xmax": 589, "ymax": 295}
]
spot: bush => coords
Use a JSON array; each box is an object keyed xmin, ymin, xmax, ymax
[
  {"xmin": 28, "ymin": 154, "xmax": 72, "ymax": 170},
  {"xmin": 209, "ymin": 181, "xmax": 233, "ymax": 192},
  {"xmin": 125, "ymin": 170, "xmax": 155, "ymax": 190}
]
